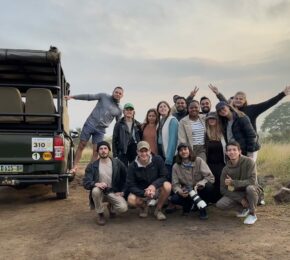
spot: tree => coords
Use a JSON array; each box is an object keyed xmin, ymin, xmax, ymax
[{"xmin": 261, "ymin": 102, "xmax": 290, "ymax": 142}]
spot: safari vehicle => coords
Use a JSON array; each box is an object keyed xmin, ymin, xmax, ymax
[{"xmin": 0, "ymin": 46, "xmax": 77, "ymax": 199}]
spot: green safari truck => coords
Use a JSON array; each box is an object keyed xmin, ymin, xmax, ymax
[{"xmin": 0, "ymin": 46, "xmax": 77, "ymax": 199}]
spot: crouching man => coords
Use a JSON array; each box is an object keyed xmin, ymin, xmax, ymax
[
  {"xmin": 127, "ymin": 141, "xmax": 171, "ymax": 220},
  {"xmin": 216, "ymin": 141, "xmax": 263, "ymax": 225},
  {"xmin": 171, "ymin": 143, "xmax": 215, "ymax": 220},
  {"xmin": 83, "ymin": 141, "xmax": 128, "ymax": 226}
]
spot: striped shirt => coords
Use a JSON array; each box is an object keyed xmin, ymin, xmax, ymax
[{"xmin": 191, "ymin": 119, "xmax": 205, "ymax": 145}]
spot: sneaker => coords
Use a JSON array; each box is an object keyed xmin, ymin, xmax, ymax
[
  {"xmin": 97, "ymin": 213, "xmax": 106, "ymax": 226},
  {"xmin": 139, "ymin": 205, "xmax": 149, "ymax": 218},
  {"xmin": 236, "ymin": 208, "xmax": 250, "ymax": 218},
  {"xmin": 154, "ymin": 208, "xmax": 166, "ymax": 221},
  {"xmin": 199, "ymin": 208, "xmax": 208, "ymax": 220},
  {"xmin": 148, "ymin": 199, "xmax": 157, "ymax": 207},
  {"xmin": 259, "ymin": 199, "xmax": 266, "ymax": 206},
  {"xmin": 244, "ymin": 214, "xmax": 257, "ymax": 225}
]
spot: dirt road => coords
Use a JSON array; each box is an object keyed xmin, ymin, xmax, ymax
[{"xmin": 1, "ymin": 165, "xmax": 290, "ymax": 260}]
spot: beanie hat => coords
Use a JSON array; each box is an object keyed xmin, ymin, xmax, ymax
[{"xmin": 96, "ymin": 141, "xmax": 111, "ymax": 151}]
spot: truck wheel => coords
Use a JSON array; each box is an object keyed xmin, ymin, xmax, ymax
[{"xmin": 55, "ymin": 178, "xmax": 69, "ymax": 199}]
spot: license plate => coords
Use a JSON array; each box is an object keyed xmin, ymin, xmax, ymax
[
  {"xmin": 32, "ymin": 137, "xmax": 53, "ymax": 152},
  {"xmin": 0, "ymin": 165, "xmax": 23, "ymax": 173}
]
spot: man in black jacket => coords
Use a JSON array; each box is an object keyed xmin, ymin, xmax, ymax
[
  {"xmin": 83, "ymin": 141, "xmax": 128, "ymax": 225},
  {"xmin": 127, "ymin": 141, "xmax": 171, "ymax": 220}
]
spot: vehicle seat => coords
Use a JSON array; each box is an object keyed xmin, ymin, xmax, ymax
[
  {"xmin": 0, "ymin": 87, "xmax": 24, "ymax": 123},
  {"xmin": 25, "ymin": 88, "xmax": 56, "ymax": 123}
]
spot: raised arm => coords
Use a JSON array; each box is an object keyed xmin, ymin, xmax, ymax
[
  {"xmin": 186, "ymin": 86, "xmax": 199, "ymax": 104},
  {"xmin": 208, "ymin": 84, "xmax": 227, "ymax": 102}
]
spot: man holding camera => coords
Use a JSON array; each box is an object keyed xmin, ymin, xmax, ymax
[
  {"xmin": 171, "ymin": 143, "xmax": 215, "ymax": 220},
  {"xmin": 127, "ymin": 141, "xmax": 171, "ymax": 220},
  {"xmin": 83, "ymin": 141, "xmax": 128, "ymax": 226},
  {"xmin": 216, "ymin": 141, "xmax": 263, "ymax": 225}
]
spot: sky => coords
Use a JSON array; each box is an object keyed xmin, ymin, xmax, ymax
[{"xmin": 1, "ymin": 0, "xmax": 290, "ymax": 135}]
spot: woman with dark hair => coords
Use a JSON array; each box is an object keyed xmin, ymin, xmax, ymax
[
  {"xmin": 171, "ymin": 143, "xmax": 215, "ymax": 219},
  {"xmin": 205, "ymin": 112, "xmax": 226, "ymax": 202},
  {"xmin": 215, "ymin": 101, "xmax": 259, "ymax": 158},
  {"xmin": 112, "ymin": 103, "xmax": 142, "ymax": 166},
  {"xmin": 141, "ymin": 108, "xmax": 158, "ymax": 155},
  {"xmin": 156, "ymin": 101, "xmax": 179, "ymax": 179},
  {"xmin": 178, "ymin": 100, "xmax": 207, "ymax": 161}
]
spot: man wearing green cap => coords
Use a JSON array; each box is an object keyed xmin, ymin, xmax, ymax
[{"xmin": 112, "ymin": 102, "xmax": 142, "ymax": 166}]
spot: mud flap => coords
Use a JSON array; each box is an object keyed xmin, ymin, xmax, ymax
[{"xmin": 52, "ymin": 178, "xmax": 69, "ymax": 199}]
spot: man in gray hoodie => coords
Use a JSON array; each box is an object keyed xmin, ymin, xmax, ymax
[{"xmin": 65, "ymin": 86, "xmax": 124, "ymax": 172}]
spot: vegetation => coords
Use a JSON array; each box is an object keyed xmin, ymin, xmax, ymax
[{"xmin": 260, "ymin": 102, "xmax": 290, "ymax": 143}]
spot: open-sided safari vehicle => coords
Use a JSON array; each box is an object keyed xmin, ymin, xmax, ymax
[{"xmin": 0, "ymin": 46, "xmax": 77, "ymax": 199}]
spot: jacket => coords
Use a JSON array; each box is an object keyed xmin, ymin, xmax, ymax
[
  {"xmin": 178, "ymin": 115, "xmax": 206, "ymax": 148},
  {"xmin": 126, "ymin": 155, "xmax": 168, "ymax": 197},
  {"xmin": 220, "ymin": 111, "xmax": 259, "ymax": 154},
  {"xmin": 172, "ymin": 157, "xmax": 215, "ymax": 194},
  {"xmin": 112, "ymin": 117, "xmax": 142, "ymax": 157}
]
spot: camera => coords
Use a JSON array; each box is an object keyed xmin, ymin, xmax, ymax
[{"xmin": 187, "ymin": 186, "xmax": 207, "ymax": 210}]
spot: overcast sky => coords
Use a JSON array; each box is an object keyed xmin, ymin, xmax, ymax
[{"xmin": 1, "ymin": 0, "xmax": 290, "ymax": 135}]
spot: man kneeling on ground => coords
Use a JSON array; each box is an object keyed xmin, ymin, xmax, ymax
[
  {"xmin": 171, "ymin": 143, "xmax": 215, "ymax": 220},
  {"xmin": 127, "ymin": 141, "xmax": 171, "ymax": 220},
  {"xmin": 216, "ymin": 141, "xmax": 263, "ymax": 225},
  {"xmin": 83, "ymin": 141, "xmax": 128, "ymax": 226}
]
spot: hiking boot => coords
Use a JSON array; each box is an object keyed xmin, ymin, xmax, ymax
[
  {"xmin": 244, "ymin": 214, "xmax": 257, "ymax": 225},
  {"xmin": 139, "ymin": 205, "xmax": 149, "ymax": 218},
  {"xmin": 97, "ymin": 213, "xmax": 106, "ymax": 226},
  {"xmin": 236, "ymin": 208, "xmax": 250, "ymax": 218},
  {"xmin": 154, "ymin": 208, "xmax": 166, "ymax": 221},
  {"xmin": 199, "ymin": 208, "xmax": 208, "ymax": 220}
]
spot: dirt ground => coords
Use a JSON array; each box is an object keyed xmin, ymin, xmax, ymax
[{"xmin": 1, "ymin": 164, "xmax": 290, "ymax": 260}]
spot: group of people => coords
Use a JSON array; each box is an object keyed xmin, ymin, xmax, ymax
[{"xmin": 65, "ymin": 84, "xmax": 290, "ymax": 226}]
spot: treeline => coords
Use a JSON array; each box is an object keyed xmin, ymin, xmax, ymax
[{"xmin": 260, "ymin": 101, "xmax": 290, "ymax": 143}]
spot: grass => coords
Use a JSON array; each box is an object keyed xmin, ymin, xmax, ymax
[
  {"xmin": 257, "ymin": 143, "xmax": 290, "ymax": 183},
  {"xmin": 257, "ymin": 142, "xmax": 290, "ymax": 204},
  {"xmin": 79, "ymin": 147, "xmax": 93, "ymax": 163}
]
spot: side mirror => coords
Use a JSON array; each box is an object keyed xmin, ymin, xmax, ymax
[{"xmin": 70, "ymin": 129, "xmax": 79, "ymax": 139}]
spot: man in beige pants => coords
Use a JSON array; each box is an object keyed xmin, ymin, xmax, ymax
[{"xmin": 83, "ymin": 141, "xmax": 128, "ymax": 225}]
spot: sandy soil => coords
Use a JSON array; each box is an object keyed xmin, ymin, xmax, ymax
[{"xmin": 1, "ymin": 164, "xmax": 290, "ymax": 260}]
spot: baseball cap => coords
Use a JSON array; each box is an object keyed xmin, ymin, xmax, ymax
[
  {"xmin": 137, "ymin": 141, "xmax": 150, "ymax": 151},
  {"xmin": 123, "ymin": 103, "xmax": 134, "ymax": 110},
  {"xmin": 215, "ymin": 101, "xmax": 229, "ymax": 111},
  {"xmin": 206, "ymin": 112, "xmax": 218, "ymax": 120}
]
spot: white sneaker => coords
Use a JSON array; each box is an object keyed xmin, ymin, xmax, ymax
[
  {"xmin": 148, "ymin": 199, "xmax": 157, "ymax": 207},
  {"xmin": 244, "ymin": 214, "xmax": 257, "ymax": 225},
  {"xmin": 154, "ymin": 208, "xmax": 166, "ymax": 221},
  {"xmin": 236, "ymin": 208, "xmax": 250, "ymax": 218}
]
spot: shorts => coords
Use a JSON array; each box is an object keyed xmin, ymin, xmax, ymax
[{"xmin": 80, "ymin": 123, "xmax": 105, "ymax": 145}]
